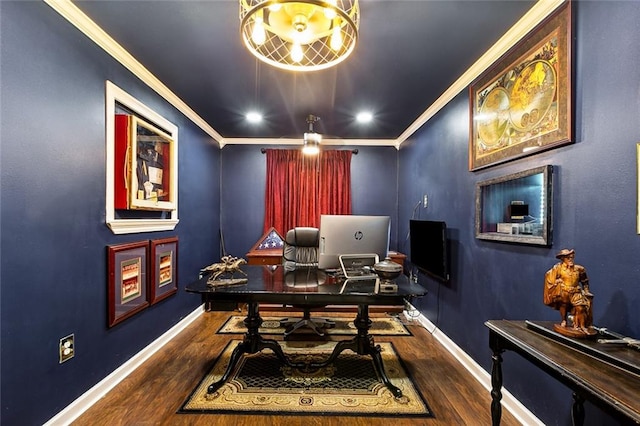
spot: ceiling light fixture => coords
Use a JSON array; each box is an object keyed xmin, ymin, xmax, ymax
[
  {"xmin": 356, "ymin": 111, "xmax": 373, "ymax": 123},
  {"xmin": 302, "ymin": 114, "xmax": 321, "ymax": 155},
  {"xmin": 246, "ymin": 111, "xmax": 263, "ymax": 123},
  {"xmin": 239, "ymin": 0, "xmax": 360, "ymax": 72}
]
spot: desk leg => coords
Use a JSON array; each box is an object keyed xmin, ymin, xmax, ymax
[
  {"xmin": 309, "ymin": 304, "xmax": 403, "ymax": 398},
  {"xmin": 207, "ymin": 302, "xmax": 301, "ymax": 394},
  {"xmin": 571, "ymin": 392, "xmax": 585, "ymax": 426},
  {"xmin": 489, "ymin": 330, "xmax": 504, "ymax": 426}
]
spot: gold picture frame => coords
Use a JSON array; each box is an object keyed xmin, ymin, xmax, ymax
[{"xmin": 469, "ymin": 2, "xmax": 573, "ymax": 171}]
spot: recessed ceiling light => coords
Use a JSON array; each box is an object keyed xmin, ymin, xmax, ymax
[
  {"xmin": 356, "ymin": 112, "xmax": 373, "ymax": 123},
  {"xmin": 246, "ymin": 112, "xmax": 262, "ymax": 123}
]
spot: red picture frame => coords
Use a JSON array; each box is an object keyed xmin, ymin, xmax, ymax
[
  {"xmin": 108, "ymin": 241, "xmax": 149, "ymax": 327},
  {"xmin": 149, "ymin": 237, "xmax": 179, "ymax": 304}
]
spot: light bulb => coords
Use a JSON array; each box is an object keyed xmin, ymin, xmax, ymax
[
  {"xmin": 302, "ymin": 145, "xmax": 320, "ymax": 155},
  {"xmin": 291, "ymin": 42, "xmax": 304, "ymax": 62},
  {"xmin": 251, "ymin": 16, "xmax": 266, "ymax": 45},
  {"xmin": 324, "ymin": 0, "xmax": 337, "ymax": 19},
  {"xmin": 330, "ymin": 26, "xmax": 342, "ymax": 51}
]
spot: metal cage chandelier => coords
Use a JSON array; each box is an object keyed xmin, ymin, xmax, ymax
[{"xmin": 239, "ymin": 0, "xmax": 359, "ymax": 72}]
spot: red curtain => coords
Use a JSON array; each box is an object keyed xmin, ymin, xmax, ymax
[{"xmin": 264, "ymin": 149, "xmax": 352, "ymax": 236}]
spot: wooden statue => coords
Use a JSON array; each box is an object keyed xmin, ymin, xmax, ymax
[{"xmin": 543, "ymin": 249, "xmax": 596, "ymax": 338}]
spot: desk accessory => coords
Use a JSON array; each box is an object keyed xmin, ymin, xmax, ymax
[{"xmin": 201, "ymin": 255, "xmax": 248, "ymax": 287}]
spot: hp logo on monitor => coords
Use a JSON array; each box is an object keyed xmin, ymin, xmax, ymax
[{"xmin": 354, "ymin": 231, "xmax": 363, "ymax": 240}]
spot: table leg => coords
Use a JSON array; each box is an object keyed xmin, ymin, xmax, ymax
[
  {"xmin": 571, "ymin": 392, "xmax": 585, "ymax": 426},
  {"xmin": 207, "ymin": 302, "xmax": 302, "ymax": 394},
  {"xmin": 489, "ymin": 330, "xmax": 504, "ymax": 426},
  {"xmin": 308, "ymin": 304, "xmax": 403, "ymax": 398}
]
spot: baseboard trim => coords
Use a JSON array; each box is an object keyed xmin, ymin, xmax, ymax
[
  {"xmin": 44, "ymin": 305, "xmax": 204, "ymax": 426},
  {"xmin": 45, "ymin": 304, "xmax": 540, "ymax": 425},
  {"xmin": 404, "ymin": 307, "xmax": 543, "ymax": 426}
]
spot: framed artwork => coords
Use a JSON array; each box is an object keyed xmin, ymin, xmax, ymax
[
  {"xmin": 106, "ymin": 81, "xmax": 179, "ymax": 235},
  {"xmin": 469, "ymin": 2, "xmax": 573, "ymax": 171},
  {"xmin": 475, "ymin": 165, "xmax": 553, "ymax": 246},
  {"xmin": 149, "ymin": 237, "xmax": 179, "ymax": 304},
  {"xmin": 108, "ymin": 241, "xmax": 149, "ymax": 327}
]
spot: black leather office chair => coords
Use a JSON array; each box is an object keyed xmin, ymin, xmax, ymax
[{"xmin": 280, "ymin": 227, "xmax": 335, "ymax": 337}]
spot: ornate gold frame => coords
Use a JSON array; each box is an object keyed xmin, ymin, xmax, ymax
[{"xmin": 469, "ymin": 2, "xmax": 573, "ymax": 171}]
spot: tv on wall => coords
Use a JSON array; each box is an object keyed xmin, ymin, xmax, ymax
[{"xmin": 409, "ymin": 220, "xmax": 450, "ymax": 282}]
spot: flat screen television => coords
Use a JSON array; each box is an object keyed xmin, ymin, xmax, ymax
[
  {"xmin": 318, "ymin": 215, "xmax": 390, "ymax": 270},
  {"xmin": 410, "ymin": 220, "xmax": 449, "ymax": 282}
]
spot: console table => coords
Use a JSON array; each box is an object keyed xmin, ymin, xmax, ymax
[
  {"xmin": 486, "ymin": 320, "xmax": 640, "ymax": 426},
  {"xmin": 187, "ymin": 265, "xmax": 426, "ymax": 397}
]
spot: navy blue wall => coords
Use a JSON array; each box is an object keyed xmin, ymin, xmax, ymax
[
  {"xmin": 398, "ymin": 2, "xmax": 640, "ymax": 425},
  {"xmin": 0, "ymin": 3, "xmax": 220, "ymax": 424},
  {"xmin": 220, "ymin": 144, "xmax": 400, "ymax": 257},
  {"xmin": 3, "ymin": 1, "xmax": 640, "ymax": 425}
]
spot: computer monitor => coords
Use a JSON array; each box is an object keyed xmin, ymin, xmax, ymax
[{"xmin": 317, "ymin": 215, "xmax": 390, "ymax": 270}]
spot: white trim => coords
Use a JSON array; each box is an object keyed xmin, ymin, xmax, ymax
[
  {"xmin": 44, "ymin": 0, "xmax": 564, "ymax": 148},
  {"xmin": 44, "ymin": 306, "xmax": 204, "ymax": 426},
  {"xmin": 220, "ymin": 137, "xmax": 399, "ymax": 148},
  {"xmin": 44, "ymin": 303, "xmax": 539, "ymax": 425},
  {"xmin": 42, "ymin": 0, "xmax": 223, "ymax": 146},
  {"xmin": 105, "ymin": 81, "xmax": 179, "ymax": 234},
  {"xmin": 403, "ymin": 305, "xmax": 544, "ymax": 426},
  {"xmin": 396, "ymin": 0, "xmax": 565, "ymax": 145}
]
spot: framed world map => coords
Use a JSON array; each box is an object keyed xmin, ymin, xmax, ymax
[{"xmin": 469, "ymin": 2, "xmax": 573, "ymax": 171}]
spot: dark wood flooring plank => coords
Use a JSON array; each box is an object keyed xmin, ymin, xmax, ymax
[{"xmin": 72, "ymin": 310, "xmax": 521, "ymax": 425}]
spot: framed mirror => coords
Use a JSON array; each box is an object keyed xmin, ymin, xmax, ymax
[{"xmin": 475, "ymin": 165, "xmax": 553, "ymax": 246}]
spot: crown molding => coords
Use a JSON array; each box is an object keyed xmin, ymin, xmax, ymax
[
  {"xmin": 45, "ymin": 0, "xmax": 565, "ymax": 148},
  {"xmin": 396, "ymin": 0, "xmax": 566, "ymax": 145},
  {"xmin": 220, "ymin": 137, "xmax": 398, "ymax": 149},
  {"xmin": 43, "ymin": 0, "xmax": 224, "ymax": 146}
]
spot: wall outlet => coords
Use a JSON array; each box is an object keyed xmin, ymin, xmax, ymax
[
  {"xmin": 59, "ymin": 334, "xmax": 75, "ymax": 363},
  {"xmin": 423, "ymin": 194, "xmax": 428, "ymax": 208}
]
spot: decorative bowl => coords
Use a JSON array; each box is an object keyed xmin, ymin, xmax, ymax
[{"xmin": 373, "ymin": 257, "xmax": 402, "ymax": 282}]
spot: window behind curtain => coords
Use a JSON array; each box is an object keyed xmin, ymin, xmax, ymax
[{"xmin": 264, "ymin": 149, "xmax": 352, "ymax": 236}]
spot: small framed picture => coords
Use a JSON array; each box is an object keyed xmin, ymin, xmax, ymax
[
  {"xmin": 108, "ymin": 241, "xmax": 149, "ymax": 327},
  {"xmin": 149, "ymin": 237, "xmax": 178, "ymax": 304}
]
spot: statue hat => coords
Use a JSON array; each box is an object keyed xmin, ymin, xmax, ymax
[{"xmin": 555, "ymin": 248, "xmax": 575, "ymax": 259}]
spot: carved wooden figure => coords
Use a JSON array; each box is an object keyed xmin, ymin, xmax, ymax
[{"xmin": 543, "ymin": 249, "xmax": 596, "ymax": 338}]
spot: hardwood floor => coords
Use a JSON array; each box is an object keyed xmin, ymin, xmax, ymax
[{"xmin": 72, "ymin": 309, "xmax": 521, "ymax": 425}]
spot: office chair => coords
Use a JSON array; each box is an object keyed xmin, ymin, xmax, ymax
[{"xmin": 280, "ymin": 227, "xmax": 335, "ymax": 337}]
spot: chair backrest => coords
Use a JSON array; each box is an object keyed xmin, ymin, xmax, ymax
[{"xmin": 282, "ymin": 227, "xmax": 320, "ymax": 268}]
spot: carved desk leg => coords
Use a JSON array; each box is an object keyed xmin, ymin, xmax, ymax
[
  {"xmin": 571, "ymin": 392, "xmax": 585, "ymax": 426},
  {"xmin": 308, "ymin": 304, "xmax": 403, "ymax": 398},
  {"xmin": 489, "ymin": 330, "xmax": 504, "ymax": 426},
  {"xmin": 207, "ymin": 302, "xmax": 301, "ymax": 394}
]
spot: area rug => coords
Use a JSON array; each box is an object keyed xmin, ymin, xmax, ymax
[
  {"xmin": 217, "ymin": 315, "xmax": 411, "ymax": 336},
  {"xmin": 179, "ymin": 340, "xmax": 432, "ymax": 418}
]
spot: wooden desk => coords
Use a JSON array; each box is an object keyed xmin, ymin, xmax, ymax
[
  {"xmin": 485, "ymin": 320, "xmax": 640, "ymax": 426},
  {"xmin": 187, "ymin": 265, "xmax": 426, "ymax": 397},
  {"xmin": 246, "ymin": 249, "xmax": 407, "ymax": 270}
]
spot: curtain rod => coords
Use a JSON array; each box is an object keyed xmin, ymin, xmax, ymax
[{"xmin": 260, "ymin": 148, "xmax": 358, "ymax": 154}]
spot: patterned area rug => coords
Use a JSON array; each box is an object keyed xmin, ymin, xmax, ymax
[
  {"xmin": 217, "ymin": 315, "xmax": 411, "ymax": 336},
  {"xmin": 179, "ymin": 340, "xmax": 431, "ymax": 417}
]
